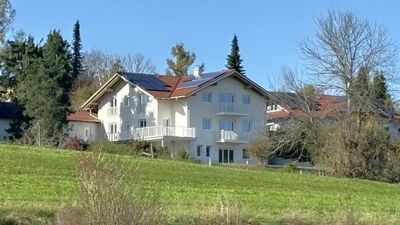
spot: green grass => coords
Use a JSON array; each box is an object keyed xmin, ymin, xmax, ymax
[{"xmin": 0, "ymin": 143, "xmax": 400, "ymax": 224}]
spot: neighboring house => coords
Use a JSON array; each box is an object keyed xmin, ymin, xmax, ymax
[
  {"xmin": 266, "ymin": 92, "xmax": 400, "ymax": 138},
  {"xmin": 69, "ymin": 69, "xmax": 268, "ymax": 164},
  {"xmin": 67, "ymin": 111, "xmax": 101, "ymax": 142},
  {"xmin": 0, "ymin": 102, "xmax": 21, "ymax": 140}
]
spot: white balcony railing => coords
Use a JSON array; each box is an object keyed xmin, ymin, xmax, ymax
[
  {"xmin": 216, "ymin": 103, "xmax": 248, "ymax": 115},
  {"xmin": 216, "ymin": 130, "xmax": 250, "ymax": 143},
  {"xmin": 133, "ymin": 126, "xmax": 196, "ymax": 140},
  {"xmin": 107, "ymin": 107, "xmax": 117, "ymax": 116},
  {"xmin": 107, "ymin": 132, "xmax": 120, "ymax": 141}
]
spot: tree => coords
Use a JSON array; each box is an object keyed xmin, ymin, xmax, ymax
[
  {"xmin": 371, "ymin": 71, "xmax": 393, "ymax": 109},
  {"xmin": 123, "ymin": 53, "xmax": 155, "ymax": 74},
  {"xmin": 71, "ymin": 20, "xmax": 82, "ymax": 80},
  {"xmin": 300, "ymin": 10, "xmax": 396, "ymax": 113},
  {"xmin": 18, "ymin": 30, "xmax": 72, "ymax": 145},
  {"xmin": 166, "ymin": 43, "xmax": 195, "ymax": 76},
  {"xmin": 226, "ymin": 34, "xmax": 245, "ymax": 75},
  {"xmin": 0, "ymin": 0, "xmax": 15, "ymax": 43}
]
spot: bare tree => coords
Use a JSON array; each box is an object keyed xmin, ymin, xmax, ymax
[
  {"xmin": 123, "ymin": 53, "xmax": 156, "ymax": 74},
  {"xmin": 300, "ymin": 10, "xmax": 397, "ymax": 112},
  {"xmin": 0, "ymin": 0, "xmax": 15, "ymax": 43}
]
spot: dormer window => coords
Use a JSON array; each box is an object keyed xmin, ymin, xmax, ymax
[{"xmin": 267, "ymin": 104, "xmax": 279, "ymax": 112}]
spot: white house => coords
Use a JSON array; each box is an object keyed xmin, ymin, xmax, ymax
[{"xmin": 68, "ymin": 69, "xmax": 268, "ymax": 164}]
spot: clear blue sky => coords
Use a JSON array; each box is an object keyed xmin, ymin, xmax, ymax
[{"xmin": 12, "ymin": 0, "xmax": 400, "ymax": 89}]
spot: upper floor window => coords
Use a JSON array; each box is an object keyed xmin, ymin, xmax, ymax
[
  {"xmin": 242, "ymin": 95, "xmax": 251, "ymax": 105},
  {"xmin": 138, "ymin": 119, "xmax": 147, "ymax": 128},
  {"xmin": 242, "ymin": 120, "xmax": 252, "ymax": 132},
  {"xmin": 110, "ymin": 96, "xmax": 117, "ymax": 108},
  {"xmin": 138, "ymin": 93, "xmax": 147, "ymax": 112},
  {"xmin": 202, "ymin": 92, "xmax": 212, "ymax": 103},
  {"xmin": 202, "ymin": 118, "xmax": 211, "ymax": 129},
  {"xmin": 218, "ymin": 93, "xmax": 235, "ymax": 104},
  {"xmin": 124, "ymin": 96, "xmax": 131, "ymax": 107},
  {"xmin": 219, "ymin": 119, "xmax": 235, "ymax": 131}
]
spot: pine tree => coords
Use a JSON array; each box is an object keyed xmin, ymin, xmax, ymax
[
  {"xmin": 18, "ymin": 30, "xmax": 72, "ymax": 144},
  {"xmin": 372, "ymin": 71, "xmax": 393, "ymax": 109},
  {"xmin": 226, "ymin": 34, "xmax": 245, "ymax": 75},
  {"xmin": 71, "ymin": 20, "xmax": 82, "ymax": 80},
  {"xmin": 166, "ymin": 43, "xmax": 196, "ymax": 76}
]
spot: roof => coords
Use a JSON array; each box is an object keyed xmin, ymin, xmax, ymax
[
  {"xmin": 81, "ymin": 70, "xmax": 268, "ymax": 109},
  {"xmin": 67, "ymin": 111, "xmax": 101, "ymax": 123},
  {"xmin": 0, "ymin": 102, "xmax": 21, "ymax": 120},
  {"xmin": 267, "ymin": 94, "xmax": 347, "ymax": 120}
]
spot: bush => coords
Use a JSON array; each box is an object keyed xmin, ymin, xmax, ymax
[
  {"xmin": 88, "ymin": 139, "xmax": 147, "ymax": 156},
  {"xmin": 69, "ymin": 150, "xmax": 162, "ymax": 225},
  {"xmin": 64, "ymin": 136, "xmax": 88, "ymax": 151}
]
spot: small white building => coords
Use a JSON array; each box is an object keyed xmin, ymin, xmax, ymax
[{"xmin": 69, "ymin": 69, "xmax": 268, "ymax": 164}]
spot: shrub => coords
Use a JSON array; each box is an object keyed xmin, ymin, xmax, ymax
[
  {"xmin": 64, "ymin": 136, "xmax": 88, "ymax": 151},
  {"xmin": 70, "ymin": 150, "xmax": 162, "ymax": 225},
  {"xmin": 88, "ymin": 139, "xmax": 147, "ymax": 156}
]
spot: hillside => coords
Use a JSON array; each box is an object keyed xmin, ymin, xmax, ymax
[{"xmin": 0, "ymin": 144, "xmax": 399, "ymax": 224}]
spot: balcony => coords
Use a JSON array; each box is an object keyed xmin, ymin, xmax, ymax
[
  {"xmin": 215, "ymin": 103, "xmax": 248, "ymax": 116},
  {"xmin": 133, "ymin": 126, "xmax": 196, "ymax": 141},
  {"xmin": 107, "ymin": 107, "xmax": 118, "ymax": 116},
  {"xmin": 216, "ymin": 130, "xmax": 250, "ymax": 144}
]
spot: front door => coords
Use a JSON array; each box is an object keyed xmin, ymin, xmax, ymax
[{"xmin": 218, "ymin": 149, "xmax": 234, "ymax": 163}]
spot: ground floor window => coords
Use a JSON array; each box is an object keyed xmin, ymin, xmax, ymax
[
  {"xmin": 206, "ymin": 145, "xmax": 211, "ymax": 157},
  {"xmin": 218, "ymin": 149, "xmax": 234, "ymax": 163},
  {"xmin": 197, "ymin": 145, "xmax": 202, "ymax": 156},
  {"xmin": 138, "ymin": 119, "xmax": 147, "ymax": 128},
  {"xmin": 242, "ymin": 149, "xmax": 249, "ymax": 159}
]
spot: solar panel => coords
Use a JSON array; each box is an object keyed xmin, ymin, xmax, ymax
[
  {"xmin": 121, "ymin": 73, "xmax": 170, "ymax": 91},
  {"xmin": 178, "ymin": 71, "xmax": 225, "ymax": 89}
]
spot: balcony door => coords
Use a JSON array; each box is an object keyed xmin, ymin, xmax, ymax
[
  {"xmin": 218, "ymin": 149, "xmax": 234, "ymax": 163},
  {"xmin": 218, "ymin": 93, "xmax": 235, "ymax": 112},
  {"xmin": 219, "ymin": 119, "xmax": 235, "ymax": 131}
]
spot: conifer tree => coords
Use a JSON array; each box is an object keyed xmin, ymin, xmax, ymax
[
  {"xmin": 166, "ymin": 43, "xmax": 195, "ymax": 76},
  {"xmin": 71, "ymin": 20, "xmax": 82, "ymax": 80},
  {"xmin": 372, "ymin": 72, "xmax": 393, "ymax": 109},
  {"xmin": 226, "ymin": 34, "xmax": 245, "ymax": 75}
]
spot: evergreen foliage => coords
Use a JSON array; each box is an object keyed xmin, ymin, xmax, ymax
[
  {"xmin": 166, "ymin": 43, "xmax": 195, "ymax": 76},
  {"xmin": 371, "ymin": 72, "xmax": 393, "ymax": 109},
  {"xmin": 71, "ymin": 20, "xmax": 82, "ymax": 80},
  {"xmin": 226, "ymin": 34, "xmax": 245, "ymax": 75}
]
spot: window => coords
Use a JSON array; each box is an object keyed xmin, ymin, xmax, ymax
[
  {"xmin": 162, "ymin": 119, "xmax": 169, "ymax": 126},
  {"xmin": 197, "ymin": 145, "xmax": 202, "ymax": 157},
  {"xmin": 109, "ymin": 123, "xmax": 117, "ymax": 134},
  {"xmin": 242, "ymin": 120, "xmax": 252, "ymax": 132},
  {"xmin": 124, "ymin": 96, "xmax": 131, "ymax": 107},
  {"xmin": 110, "ymin": 96, "xmax": 117, "ymax": 107},
  {"xmin": 202, "ymin": 118, "xmax": 211, "ymax": 129},
  {"xmin": 206, "ymin": 146, "xmax": 211, "ymax": 157},
  {"xmin": 202, "ymin": 92, "xmax": 212, "ymax": 103},
  {"xmin": 242, "ymin": 149, "xmax": 249, "ymax": 159},
  {"xmin": 242, "ymin": 95, "xmax": 251, "ymax": 105},
  {"xmin": 138, "ymin": 119, "xmax": 147, "ymax": 128},
  {"xmin": 139, "ymin": 93, "xmax": 147, "ymax": 112},
  {"xmin": 84, "ymin": 127, "xmax": 91, "ymax": 141},
  {"xmin": 219, "ymin": 119, "xmax": 235, "ymax": 131},
  {"xmin": 126, "ymin": 124, "xmax": 131, "ymax": 132}
]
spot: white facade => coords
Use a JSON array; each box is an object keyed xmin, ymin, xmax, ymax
[
  {"xmin": 68, "ymin": 121, "xmax": 100, "ymax": 142},
  {"xmin": 78, "ymin": 72, "xmax": 267, "ymax": 164}
]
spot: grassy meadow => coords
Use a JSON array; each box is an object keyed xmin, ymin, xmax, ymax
[{"xmin": 0, "ymin": 143, "xmax": 399, "ymax": 224}]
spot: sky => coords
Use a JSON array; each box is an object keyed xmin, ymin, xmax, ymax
[{"xmin": 12, "ymin": 0, "xmax": 400, "ymax": 90}]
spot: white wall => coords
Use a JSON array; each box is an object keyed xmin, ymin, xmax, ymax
[
  {"xmin": 186, "ymin": 76, "xmax": 266, "ymax": 164},
  {"xmin": 68, "ymin": 121, "xmax": 99, "ymax": 142},
  {"xmin": 97, "ymin": 81, "xmax": 158, "ymax": 140},
  {"xmin": 0, "ymin": 119, "xmax": 11, "ymax": 140}
]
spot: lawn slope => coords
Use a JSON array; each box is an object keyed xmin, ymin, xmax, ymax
[{"xmin": 0, "ymin": 144, "xmax": 399, "ymax": 223}]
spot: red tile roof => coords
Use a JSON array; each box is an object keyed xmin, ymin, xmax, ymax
[
  {"xmin": 267, "ymin": 95, "xmax": 346, "ymax": 120},
  {"xmin": 67, "ymin": 111, "xmax": 100, "ymax": 123}
]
